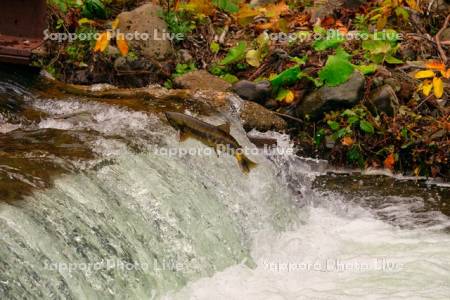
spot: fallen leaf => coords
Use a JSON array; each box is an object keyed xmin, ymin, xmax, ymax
[
  {"xmin": 94, "ymin": 32, "xmax": 110, "ymax": 52},
  {"xmin": 111, "ymin": 18, "xmax": 120, "ymax": 30},
  {"xmin": 116, "ymin": 33, "xmax": 129, "ymax": 56},
  {"xmin": 433, "ymin": 77, "xmax": 444, "ymax": 98},
  {"xmin": 425, "ymin": 61, "xmax": 446, "ymax": 71},
  {"xmin": 342, "ymin": 136, "xmax": 354, "ymax": 146},
  {"xmin": 422, "ymin": 80, "xmax": 433, "ymax": 96},
  {"xmin": 284, "ymin": 90, "xmax": 295, "ymax": 104},
  {"xmin": 441, "ymin": 69, "xmax": 450, "ymax": 79},
  {"xmin": 384, "ymin": 153, "xmax": 395, "ymax": 170},
  {"xmin": 246, "ymin": 49, "xmax": 261, "ymax": 67},
  {"xmin": 414, "ymin": 70, "xmax": 436, "ymax": 79}
]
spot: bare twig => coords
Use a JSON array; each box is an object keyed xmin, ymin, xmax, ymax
[
  {"xmin": 273, "ymin": 112, "xmax": 304, "ymax": 124},
  {"xmin": 435, "ymin": 15, "xmax": 450, "ymax": 64}
]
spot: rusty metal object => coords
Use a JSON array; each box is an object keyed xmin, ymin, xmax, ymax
[{"xmin": 0, "ymin": 0, "xmax": 47, "ymax": 64}]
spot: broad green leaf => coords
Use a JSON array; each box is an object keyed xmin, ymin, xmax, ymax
[
  {"xmin": 318, "ymin": 48, "xmax": 354, "ymax": 86},
  {"xmin": 270, "ymin": 65, "xmax": 302, "ymax": 92},
  {"xmin": 313, "ymin": 30, "xmax": 345, "ymax": 51},
  {"xmin": 212, "ymin": 0, "xmax": 239, "ymax": 13},
  {"xmin": 360, "ymin": 120, "xmax": 375, "ymax": 134},
  {"xmin": 219, "ymin": 42, "xmax": 247, "ymax": 65},
  {"xmin": 327, "ymin": 120, "xmax": 340, "ymax": 131},
  {"xmin": 276, "ymin": 88, "xmax": 289, "ymax": 101}
]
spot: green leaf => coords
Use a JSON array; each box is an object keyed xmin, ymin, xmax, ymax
[
  {"xmin": 360, "ymin": 120, "xmax": 375, "ymax": 134},
  {"xmin": 314, "ymin": 128, "xmax": 326, "ymax": 145},
  {"xmin": 347, "ymin": 145, "xmax": 365, "ymax": 168},
  {"xmin": 219, "ymin": 42, "xmax": 247, "ymax": 65},
  {"xmin": 212, "ymin": 0, "xmax": 240, "ymax": 13},
  {"xmin": 318, "ymin": 48, "xmax": 354, "ymax": 86},
  {"xmin": 82, "ymin": 0, "xmax": 107, "ymax": 19},
  {"xmin": 221, "ymin": 73, "xmax": 239, "ymax": 84},
  {"xmin": 355, "ymin": 64, "xmax": 378, "ymax": 75},
  {"xmin": 347, "ymin": 115, "xmax": 360, "ymax": 125},
  {"xmin": 385, "ymin": 55, "xmax": 403, "ymax": 64},
  {"xmin": 210, "ymin": 41, "xmax": 220, "ymax": 54},
  {"xmin": 275, "ymin": 88, "xmax": 289, "ymax": 101},
  {"xmin": 327, "ymin": 120, "xmax": 340, "ymax": 131},
  {"xmin": 270, "ymin": 65, "xmax": 302, "ymax": 92},
  {"xmin": 313, "ymin": 30, "xmax": 345, "ymax": 51}
]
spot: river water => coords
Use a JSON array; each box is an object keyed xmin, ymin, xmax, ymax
[{"xmin": 1, "ymin": 69, "xmax": 449, "ymax": 299}]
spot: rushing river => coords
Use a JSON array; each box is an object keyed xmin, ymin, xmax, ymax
[{"xmin": 1, "ymin": 68, "xmax": 449, "ymax": 299}]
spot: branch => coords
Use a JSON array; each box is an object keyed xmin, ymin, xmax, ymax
[{"xmin": 435, "ymin": 14, "xmax": 450, "ymax": 64}]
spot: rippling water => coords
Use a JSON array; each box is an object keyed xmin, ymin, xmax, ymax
[{"xmin": 1, "ymin": 71, "xmax": 449, "ymax": 299}]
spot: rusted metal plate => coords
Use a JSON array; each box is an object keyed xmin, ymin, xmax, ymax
[{"xmin": 0, "ymin": 0, "xmax": 47, "ymax": 64}]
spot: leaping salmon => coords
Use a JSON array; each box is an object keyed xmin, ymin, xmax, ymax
[{"xmin": 165, "ymin": 112, "xmax": 257, "ymax": 174}]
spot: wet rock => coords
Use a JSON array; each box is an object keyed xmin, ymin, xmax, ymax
[
  {"xmin": 296, "ymin": 72, "xmax": 365, "ymax": 120},
  {"xmin": 367, "ymin": 85, "xmax": 399, "ymax": 116},
  {"xmin": 114, "ymin": 56, "xmax": 153, "ymax": 73},
  {"xmin": 232, "ymin": 80, "xmax": 272, "ymax": 104},
  {"xmin": 117, "ymin": 3, "xmax": 173, "ymax": 60},
  {"xmin": 240, "ymin": 101, "xmax": 287, "ymax": 132},
  {"xmin": 174, "ymin": 70, "xmax": 231, "ymax": 92},
  {"xmin": 70, "ymin": 70, "xmax": 91, "ymax": 85}
]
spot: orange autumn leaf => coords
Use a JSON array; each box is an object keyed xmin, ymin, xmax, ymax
[
  {"xmin": 235, "ymin": 4, "xmax": 259, "ymax": 25},
  {"xmin": 111, "ymin": 18, "xmax": 120, "ymax": 30},
  {"xmin": 425, "ymin": 61, "xmax": 446, "ymax": 71},
  {"xmin": 116, "ymin": 34, "xmax": 129, "ymax": 57},
  {"xmin": 94, "ymin": 32, "xmax": 110, "ymax": 52},
  {"xmin": 384, "ymin": 153, "xmax": 395, "ymax": 170},
  {"xmin": 264, "ymin": 1, "xmax": 289, "ymax": 19},
  {"xmin": 441, "ymin": 69, "xmax": 450, "ymax": 79},
  {"xmin": 342, "ymin": 136, "xmax": 354, "ymax": 146}
]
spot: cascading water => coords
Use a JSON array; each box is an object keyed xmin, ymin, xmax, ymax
[{"xmin": 1, "ymin": 75, "xmax": 449, "ymax": 300}]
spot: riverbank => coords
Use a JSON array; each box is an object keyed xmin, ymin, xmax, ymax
[{"xmin": 33, "ymin": 0, "xmax": 449, "ymax": 180}]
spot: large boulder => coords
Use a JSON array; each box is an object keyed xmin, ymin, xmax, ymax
[
  {"xmin": 117, "ymin": 3, "xmax": 173, "ymax": 60},
  {"xmin": 174, "ymin": 70, "xmax": 231, "ymax": 92},
  {"xmin": 240, "ymin": 101, "xmax": 287, "ymax": 132},
  {"xmin": 296, "ymin": 72, "xmax": 365, "ymax": 120}
]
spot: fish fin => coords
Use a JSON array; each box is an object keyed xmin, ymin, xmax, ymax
[
  {"xmin": 217, "ymin": 122, "xmax": 231, "ymax": 134},
  {"xmin": 235, "ymin": 153, "xmax": 257, "ymax": 174},
  {"xmin": 179, "ymin": 131, "xmax": 190, "ymax": 142}
]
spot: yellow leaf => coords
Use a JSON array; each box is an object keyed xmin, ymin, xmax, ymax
[
  {"xmin": 112, "ymin": 18, "xmax": 120, "ymax": 30},
  {"xmin": 236, "ymin": 4, "xmax": 259, "ymax": 25},
  {"xmin": 405, "ymin": 0, "xmax": 419, "ymax": 11},
  {"xmin": 376, "ymin": 15, "xmax": 388, "ymax": 30},
  {"xmin": 185, "ymin": 0, "xmax": 214, "ymax": 15},
  {"xmin": 284, "ymin": 90, "xmax": 295, "ymax": 104},
  {"xmin": 116, "ymin": 34, "xmax": 129, "ymax": 57},
  {"xmin": 433, "ymin": 77, "xmax": 444, "ymax": 98},
  {"xmin": 422, "ymin": 80, "xmax": 432, "ymax": 96},
  {"xmin": 246, "ymin": 49, "xmax": 261, "ymax": 67},
  {"xmin": 94, "ymin": 32, "xmax": 111, "ymax": 53},
  {"xmin": 415, "ymin": 70, "xmax": 435, "ymax": 79},
  {"xmin": 78, "ymin": 18, "xmax": 94, "ymax": 26}
]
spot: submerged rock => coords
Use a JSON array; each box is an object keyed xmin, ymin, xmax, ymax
[
  {"xmin": 367, "ymin": 85, "xmax": 399, "ymax": 116},
  {"xmin": 296, "ymin": 72, "xmax": 365, "ymax": 119},
  {"xmin": 174, "ymin": 70, "xmax": 231, "ymax": 92},
  {"xmin": 240, "ymin": 101, "xmax": 287, "ymax": 132},
  {"xmin": 232, "ymin": 80, "xmax": 272, "ymax": 104},
  {"xmin": 117, "ymin": 3, "xmax": 173, "ymax": 60}
]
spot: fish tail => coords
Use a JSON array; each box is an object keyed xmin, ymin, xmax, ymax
[{"xmin": 235, "ymin": 152, "xmax": 257, "ymax": 174}]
